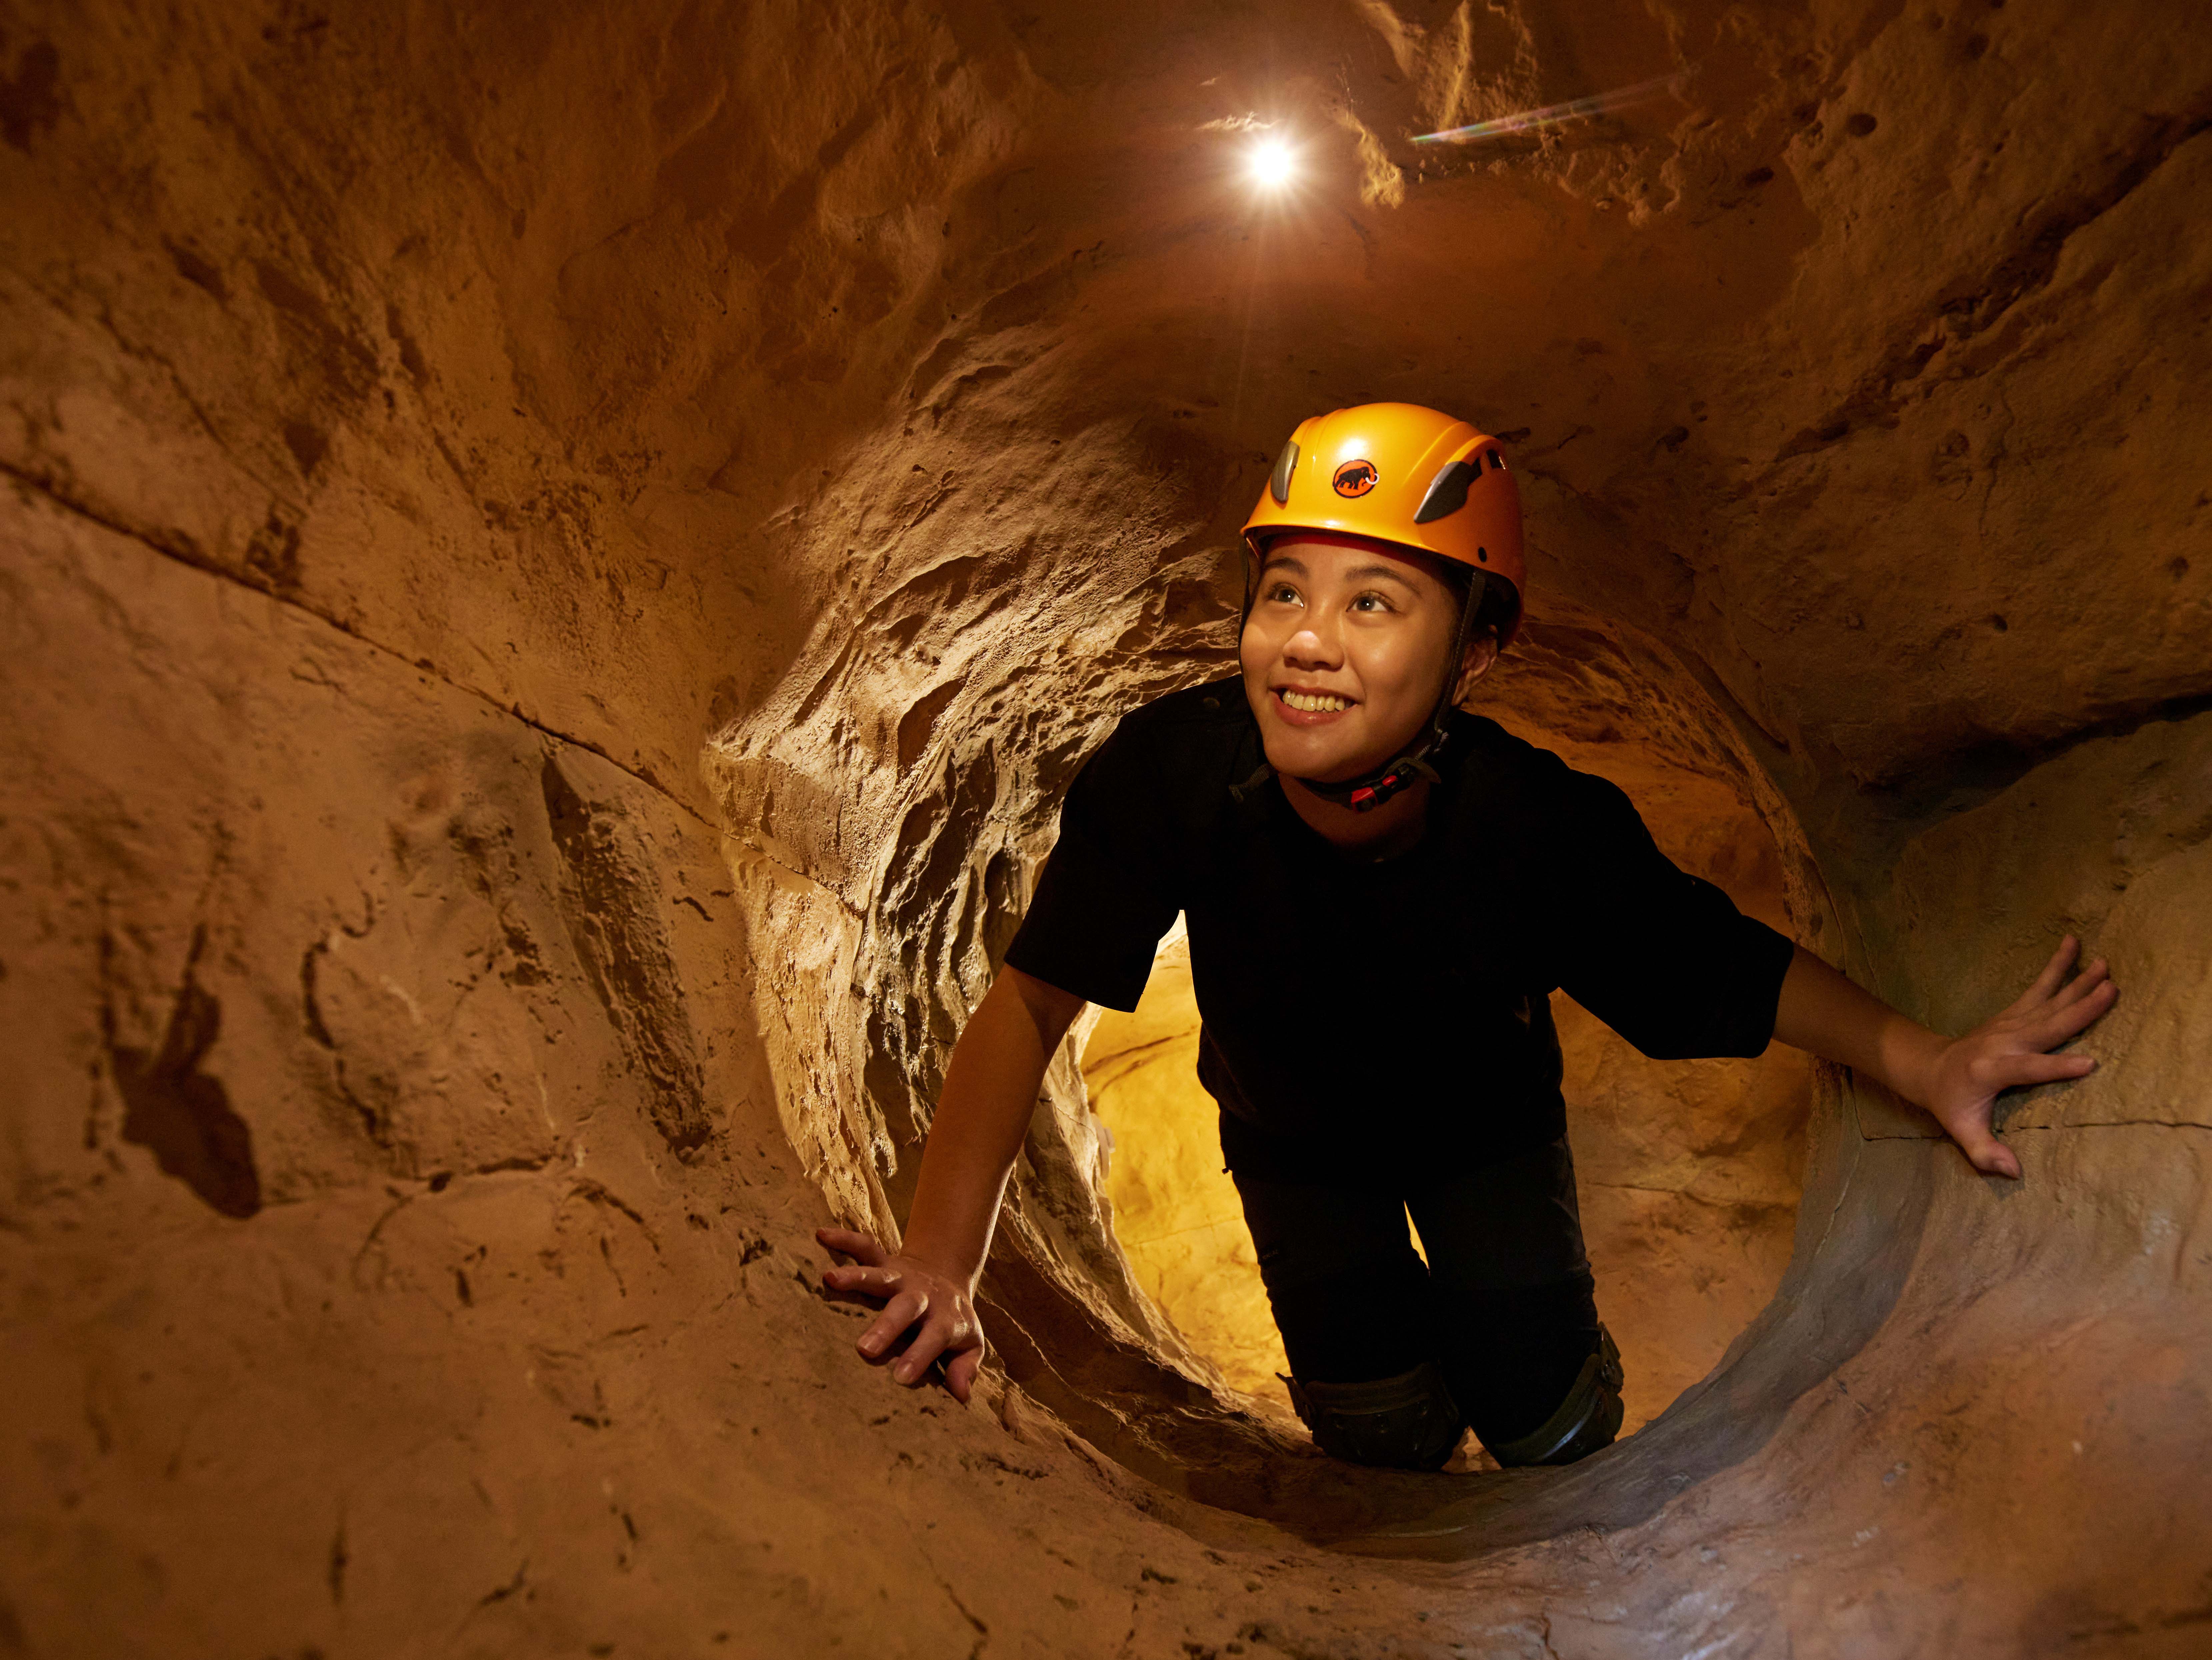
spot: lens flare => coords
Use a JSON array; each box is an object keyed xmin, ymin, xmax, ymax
[
  {"xmin": 1247, "ymin": 135, "xmax": 1297, "ymax": 190},
  {"xmin": 1411, "ymin": 67, "xmax": 1696, "ymax": 147}
]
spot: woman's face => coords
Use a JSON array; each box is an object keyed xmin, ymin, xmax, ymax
[{"xmin": 1239, "ymin": 534, "xmax": 1483, "ymax": 784}]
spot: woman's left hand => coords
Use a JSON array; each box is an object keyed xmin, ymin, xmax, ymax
[{"xmin": 1911, "ymin": 935, "xmax": 2117, "ymax": 1179}]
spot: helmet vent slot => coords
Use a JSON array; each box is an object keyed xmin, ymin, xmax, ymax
[
  {"xmin": 1413, "ymin": 456, "xmax": 1481, "ymax": 524},
  {"xmin": 1269, "ymin": 440, "xmax": 1300, "ymax": 505}
]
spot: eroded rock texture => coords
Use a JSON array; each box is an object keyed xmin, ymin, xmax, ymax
[{"xmin": 3, "ymin": 1, "xmax": 2208, "ymax": 1655}]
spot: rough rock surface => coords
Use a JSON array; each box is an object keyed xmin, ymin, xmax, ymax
[{"xmin": 4, "ymin": 1, "xmax": 2209, "ymax": 1656}]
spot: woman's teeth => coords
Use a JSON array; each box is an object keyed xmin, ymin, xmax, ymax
[{"xmin": 1281, "ymin": 690, "xmax": 1351, "ymax": 713}]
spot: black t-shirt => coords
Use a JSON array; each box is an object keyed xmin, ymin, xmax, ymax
[{"xmin": 1003, "ymin": 677, "xmax": 1798, "ymax": 1182}]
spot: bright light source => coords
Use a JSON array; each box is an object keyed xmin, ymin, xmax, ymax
[{"xmin": 1246, "ymin": 135, "xmax": 1297, "ymax": 191}]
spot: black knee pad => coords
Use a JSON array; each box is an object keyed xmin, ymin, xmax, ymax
[
  {"xmin": 1285, "ymin": 1360, "xmax": 1464, "ymax": 1471},
  {"xmin": 1483, "ymin": 1325, "xmax": 1625, "ymax": 1468}
]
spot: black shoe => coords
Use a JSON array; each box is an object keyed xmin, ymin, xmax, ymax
[{"xmin": 1484, "ymin": 1326, "xmax": 1625, "ymax": 1467}]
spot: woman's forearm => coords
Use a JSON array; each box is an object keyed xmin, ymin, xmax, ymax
[
  {"xmin": 1771, "ymin": 945, "xmax": 1946, "ymax": 1105},
  {"xmin": 899, "ymin": 966, "xmax": 1085, "ymax": 1284}
]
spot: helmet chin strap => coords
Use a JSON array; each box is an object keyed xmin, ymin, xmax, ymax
[{"xmin": 1287, "ymin": 571, "xmax": 1485, "ymax": 815}]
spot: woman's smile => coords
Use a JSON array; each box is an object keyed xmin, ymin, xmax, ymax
[{"xmin": 1273, "ymin": 685, "xmax": 1357, "ymax": 721}]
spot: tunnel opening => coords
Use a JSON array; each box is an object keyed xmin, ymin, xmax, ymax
[{"xmin": 715, "ymin": 536, "xmax": 1844, "ymax": 1550}]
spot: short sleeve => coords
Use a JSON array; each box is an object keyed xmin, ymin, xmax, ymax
[
  {"xmin": 1002, "ymin": 721, "xmax": 1182, "ymax": 1011},
  {"xmin": 1549, "ymin": 773, "xmax": 1797, "ymax": 1060}
]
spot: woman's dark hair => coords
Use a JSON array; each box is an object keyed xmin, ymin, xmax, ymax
[{"xmin": 1438, "ymin": 561, "xmax": 1521, "ymax": 646}]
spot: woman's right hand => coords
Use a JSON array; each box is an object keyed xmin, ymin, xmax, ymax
[{"xmin": 816, "ymin": 1227, "xmax": 986, "ymax": 1404}]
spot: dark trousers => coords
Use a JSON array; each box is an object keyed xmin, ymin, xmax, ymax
[{"xmin": 1230, "ymin": 1134, "xmax": 1602, "ymax": 1447}]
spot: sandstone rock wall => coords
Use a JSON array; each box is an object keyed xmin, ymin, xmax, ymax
[{"xmin": 4, "ymin": 1, "xmax": 2208, "ymax": 1655}]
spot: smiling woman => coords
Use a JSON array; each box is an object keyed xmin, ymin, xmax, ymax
[
  {"xmin": 933, "ymin": 402, "xmax": 1841, "ymax": 1475},
  {"xmin": 819, "ymin": 390, "xmax": 2111, "ymax": 1482}
]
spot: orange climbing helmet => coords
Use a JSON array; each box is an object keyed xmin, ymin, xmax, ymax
[{"xmin": 1241, "ymin": 402, "xmax": 1526, "ymax": 646}]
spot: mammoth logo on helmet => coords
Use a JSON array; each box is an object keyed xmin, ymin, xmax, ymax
[{"xmin": 1332, "ymin": 458, "xmax": 1380, "ymax": 498}]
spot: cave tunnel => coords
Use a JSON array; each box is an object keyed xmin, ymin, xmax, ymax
[{"xmin": 4, "ymin": 1, "xmax": 2210, "ymax": 1655}]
